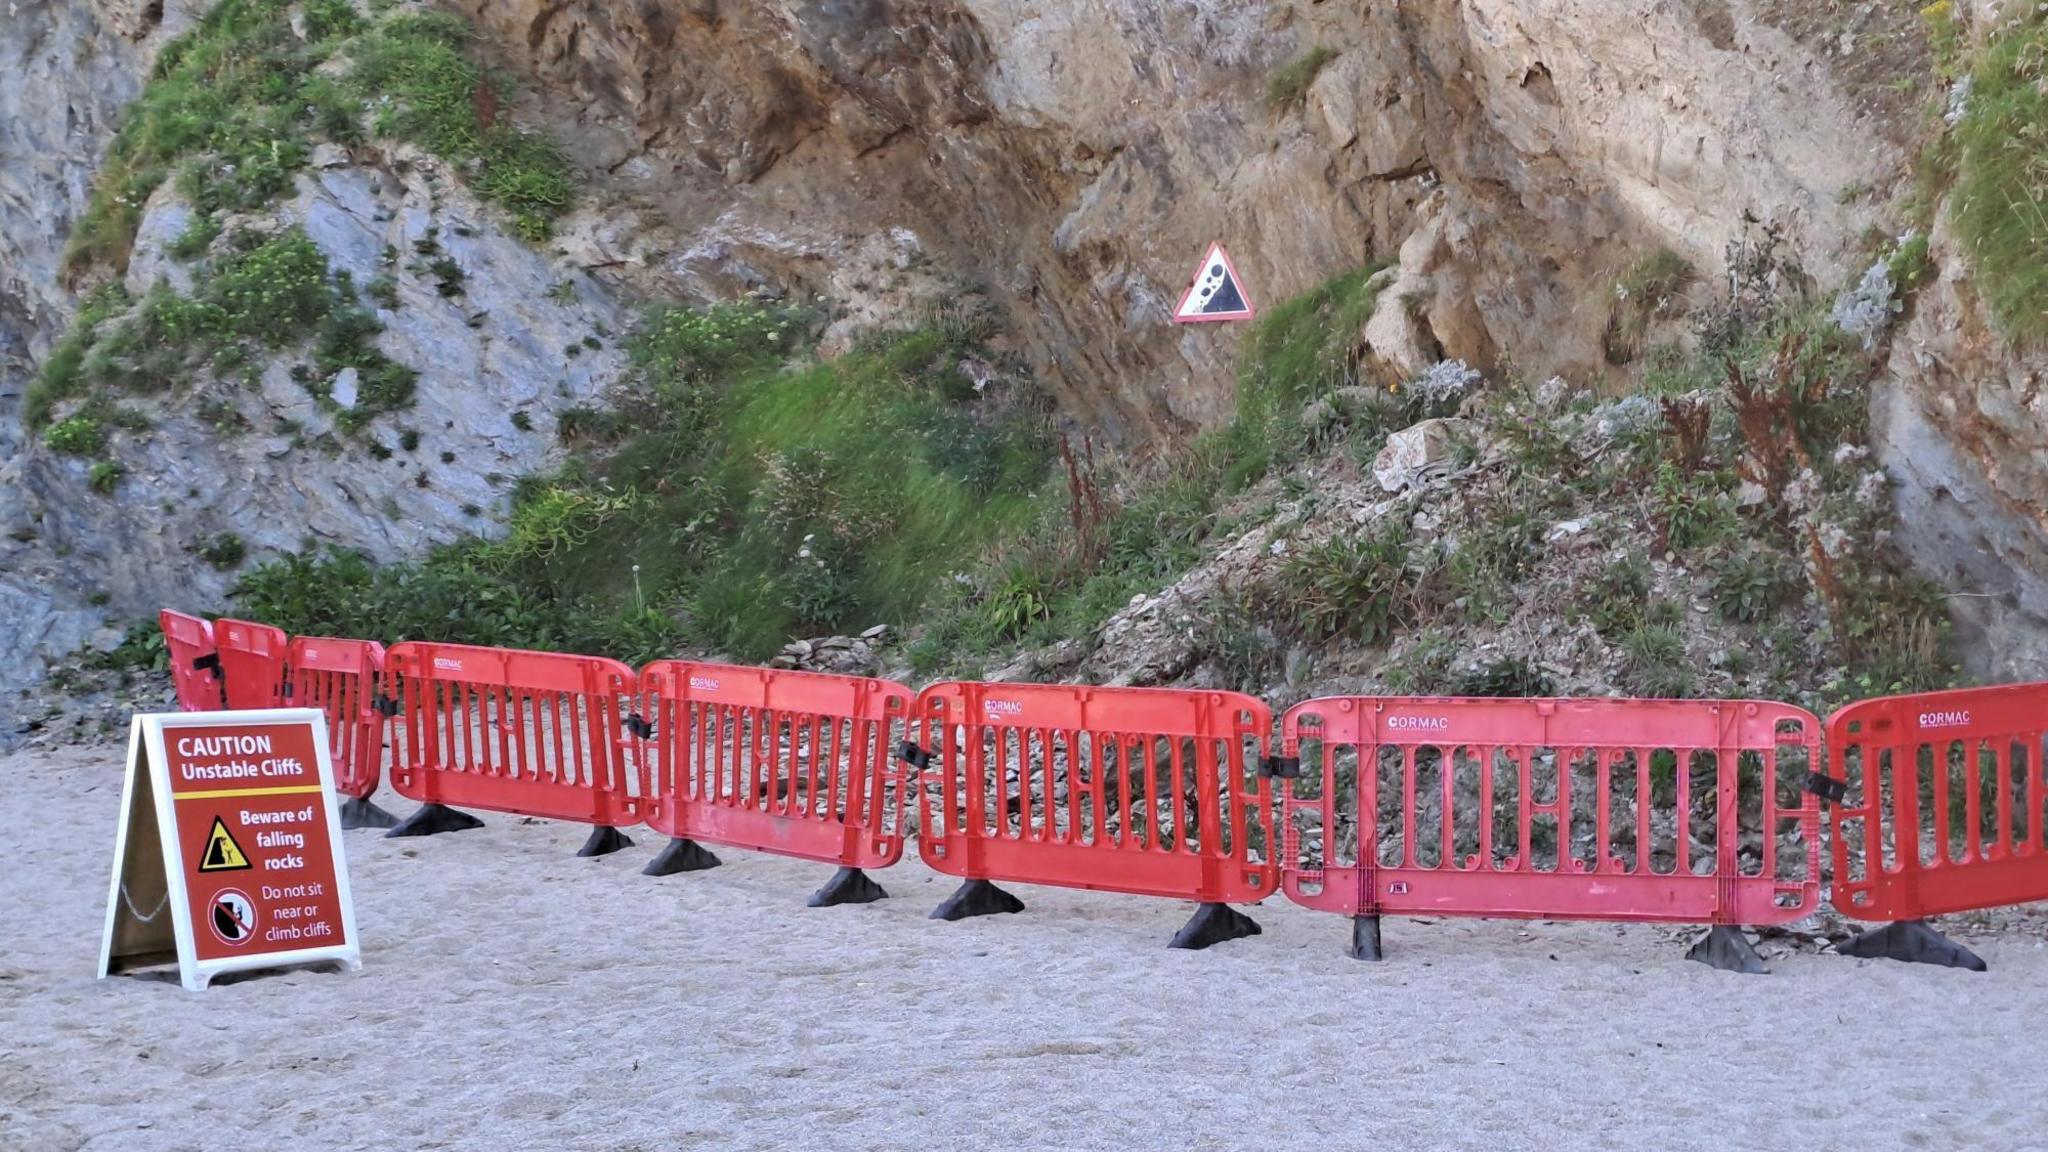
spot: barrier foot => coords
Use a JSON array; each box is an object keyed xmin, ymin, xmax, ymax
[
  {"xmin": 1346, "ymin": 914, "xmax": 1384, "ymax": 962},
  {"xmin": 930, "ymin": 879, "xmax": 1024, "ymax": 921},
  {"xmin": 1168, "ymin": 902, "xmax": 1261, "ymax": 950},
  {"xmin": 337, "ymin": 797, "xmax": 399, "ymax": 831},
  {"xmin": 385, "ymin": 803, "xmax": 485, "ymax": 838},
  {"xmin": 1687, "ymin": 925, "xmax": 1767, "ymax": 974},
  {"xmin": 1838, "ymin": 920, "xmax": 1987, "ymax": 971},
  {"xmin": 642, "ymin": 837, "xmax": 722, "ymax": 876},
  {"xmin": 807, "ymin": 867, "xmax": 888, "ymax": 908},
  {"xmin": 575, "ymin": 825, "xmax": 635, "ymax": 858}
]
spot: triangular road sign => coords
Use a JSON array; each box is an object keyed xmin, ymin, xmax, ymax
[{"xmin": 1173, "ymin": 242, "xmax": 1256, "ymax": 324}]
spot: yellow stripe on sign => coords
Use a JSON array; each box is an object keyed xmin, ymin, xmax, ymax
[{"xmin": 174, "ymin": 785, "xmax": 325, "ymax": 800}]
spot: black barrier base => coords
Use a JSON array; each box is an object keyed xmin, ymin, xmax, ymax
[
  {"xmin": 337, "ymin": 796, "xmax": 400, "ymax": 831},
  {"xmin": 385, "ymin": 803, "xmax": 485, "ymax": 838},
  {"xmin": 1687, "ymin": 925, "xmax": 1767, "ymax": 974},
  {"xmin": 576, "ymin": 826, "xmax": 635, "ymax": 858},
  {"xmin": 930, "ymin": 879, "xmax": 1025, "ymax": 921},
  {"xmin": 1167, "ymin": 902, "xmax": 1261, "ymax": 950},
  {"xmin": 641, "ymin": 837, "xmax": 722, "ymax": 876},
  {"xmin": 1838, "ymin": 919, "xmax": 1988, "ymax": 971},
  {"xmin": 1347, "ymin": 914, "xmax": 1385, "ymax": 962},
  {"xmin": 807, "ymin": 867, "xmax": 888, "ymax": 908}
]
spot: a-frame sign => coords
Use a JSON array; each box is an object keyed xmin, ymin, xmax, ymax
[{"xmin": 99, "ymin": 709, "xmax": 361, "ymax": 991}]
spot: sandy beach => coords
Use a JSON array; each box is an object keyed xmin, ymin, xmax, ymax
[{"xmin": 5, "ymin": 738, "xmax": 2046, "ymax": 1151}]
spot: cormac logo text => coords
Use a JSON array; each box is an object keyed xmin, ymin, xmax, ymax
[
  {"xmin": 1918, "ymin": 710, "xmax": 1972, "ymax": 728},
  {"xmin": 432, "ymin": 657, "xmax": 464, "ymax": 673},
  {"xmin": 688, "ymin": 677, "xmax": 721, "ymax": 692},
  {"xmin": 983, "ymin": 699, "xmax": 1025, "ymax": 717},
  {"xmin": 1387, "ymin": 716, "xmax": 1450, "ymax": 731}
]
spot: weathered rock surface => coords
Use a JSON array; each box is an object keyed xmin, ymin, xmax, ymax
[
  {"xmin": 2, "ymin": 0, "xmax": 198, "ymax": 731},
  {"xmin": 6, "ymin": 0, "xmax": 2048, "ymax": 728}
]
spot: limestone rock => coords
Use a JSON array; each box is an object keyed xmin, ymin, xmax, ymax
[{"xmin": 1374, "ymin": 418, "xmax": 1468, "ymax": 493}]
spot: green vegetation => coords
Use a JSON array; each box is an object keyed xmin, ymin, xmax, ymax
[
  {"xmin": 1268, "ymin": 46, "xmax": 1340, "ymax": 110},
  {"xmin": 1950, "ymin": 10, "xmax": 2048, "ymax": 341},
  {"xmin": 351, "ymin": 13, "xmax": 574, "ymax": 241},
  {"xmin": 1618, "ymin": 600, "xmax": 1692, "ymax": 698},
  {"xmin": 1278, "ymin": 526, "xmax": 1414, "ymax": 645},
  {"xmin": 1236, "ymin": 263, "xmax": 1389, "ymax": 451},
  {"xmin": 219, "ymin": 251, "xmax": 1951, "ymax": 708},
  {"xmin": 199, "ymin": 532, "xmax": 248, "ymax": 570},
  {"xmin": 88, "ymin": 461, "xmax": 127, "ymax": 494},
  {"xmin": 25, "ymin": 287, "xmax": 132, "ymax": 431},
  {"xmin": 38, "ymin": 0, "xmax": 574, "ymax": 456},
  {"xmin": 1886, "ymin": 231, "xmax": 1933, "ymax": 291},
  {"xmin": 909, "ymin": 265, "xmax": 1411, "ymax": 670},
  {"xmin": 64, "ymin": 0, "xmax": 570, "ymax": 275},
  {"xmin": 236, "ymin": 294, "xmax": 1057, "ymax": 663},
  {"xmin": 1452, "ymin": 657, "xmax": 1555, "ymax": 699},
  {"xmin": 34, "ymin": 228, "xmax": 416, "ymax": 434},
  {"xmin": 60, "ymin": 0, "xmax": 365, "ymax": 273},
  {"xmin": 44, "ymin": 415, "xmax": 106, "ymax": 456},
  {"xmin": 1603, "ymin": 248, "xmax": 1693, "ymax": 364},
  {"xmin": 1577, "ymin": 555, "xmax": 1651, "ymax": 639}
]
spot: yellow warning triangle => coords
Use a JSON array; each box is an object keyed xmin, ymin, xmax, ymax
[{"xmin": 198, "ymin": 817, "xmax": 251, "ymax": 872}]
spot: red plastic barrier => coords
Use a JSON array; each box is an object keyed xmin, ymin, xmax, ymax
[
  {"xmin": 1277, "ymin": 696, "xmax": 1823, "ymax": 965},
  {"xmin": 384, "ymin": 642, "xmax": 644, "ymax": 848},
  {"xmin": 639, "ymin": 661, "xmax": 913, "ymax": 898},
  {"xmin": 1828, "ymin": 683, "xmax": 2048, "ymax": 928},
  {"xmin": 213, "ymin": 617, "xmax": 289, "ymax": 709},
  {"xmin": 288, "ymin": 636, "xmax": 390, "ymax": 805},
  {"xmin": 158, "ymin": 609, "xmax": 222, "ymax": 712},
  {"xmin": 908, "ymin": 681, "xmax": 1276, "ymax": 945}
]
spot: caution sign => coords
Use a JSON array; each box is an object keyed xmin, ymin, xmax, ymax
[
  {"xmin": 198, "ymin": 817, "xmax": 251, "ymax": 871},
  {"xmin": 98, "ymin": 709, "xmax": 361, "ymax": 991},
  {"xmin": 1173, "ymin": 242, "xmax": 1257, "ymax": 324}
]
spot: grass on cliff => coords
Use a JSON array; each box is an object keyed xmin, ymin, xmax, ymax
[
  {"xmin": 234, "ymin": 294, "xmax": 1058, "ymax": 664},
  {"xmin": 1268, "ymin": 46, "xmax": 1340, "ymax": 111},
  {"xmin": 905, "ymin": 263, "xmax": 1413, "ymax": 672},
  {"xmin": 30, "ymin": 227, "xmax": 415, "ymax": 446},
  {"xmin": 63, "ymin": 0, "xmax": 572, "ymax": 276},
  {"xmin": 1951, "ymin": 10, "xmax": 2048, "ymax": 343}
]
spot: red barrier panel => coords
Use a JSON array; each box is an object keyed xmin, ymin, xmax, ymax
[
  {"xmin": 383, "ymin": 642, "xmax": 645, "ymax": 853},
  {"xmin": 639, "ymin": 661, "xmax": 914, "ymax": 903},
  {"xmin": 1824, "ymin": 683, "xmax": 2048, "ymax": 970},
  {"xmin": 158, "ymin": 609, "xmax": 222, "ymax": 712},
  {"xmin": 907, "ymin": 681, "xmax": 1276, "ymax": 948},
  {"xmin": 213, "ymin": 618, "xmax": 289, "ymax": 709},
  {"xmin": 289, "ymin": 635, "xmax": 397, "ymax": 830},
  {"xmin": 1276, "ymin": 696, "xmax": 1823, "ymax": 970}
]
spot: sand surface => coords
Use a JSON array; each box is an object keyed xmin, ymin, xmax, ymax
[{"xmin": 5, "ymin": 740, "xmax": 2047, "ymax": 1151}]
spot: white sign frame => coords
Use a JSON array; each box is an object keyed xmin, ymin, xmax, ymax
[{"xmin": 99, "ymin": 708, "xmax": 363, "ymax": 991}]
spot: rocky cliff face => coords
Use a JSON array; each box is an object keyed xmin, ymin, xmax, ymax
[
  {"xmin": 1, "ymin": 0, "xmax": 185, "ymax": 673},
  {"xmin": 456, "ymin": 0, "xmax": 1907, "ymax": 420},
  {"xmin": 5, "ymin": 0, "xmax": 2046, "ymax": 725}
]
